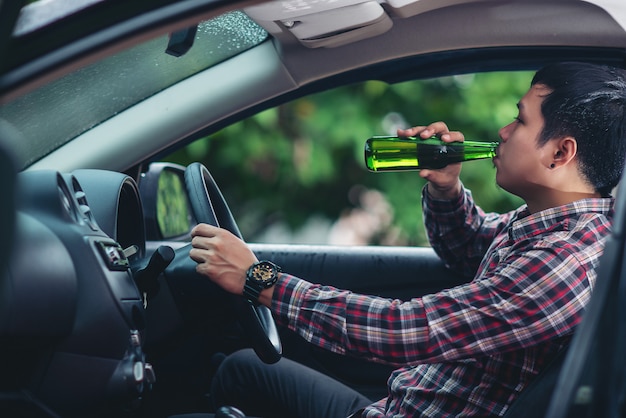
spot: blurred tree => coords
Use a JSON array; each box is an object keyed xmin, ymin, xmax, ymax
[{"xmin": 166, "ymin": 71, "xmax": 531, "ymax": 246}]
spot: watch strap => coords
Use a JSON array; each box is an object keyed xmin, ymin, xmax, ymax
[{"xmin": 243, "ymin": 281, "xmax": 263, "ymax": 303}]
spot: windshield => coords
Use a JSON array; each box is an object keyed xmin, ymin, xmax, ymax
[{"xmin": 0, "ymin": 11, "xmax": 268, "ymax": 169}]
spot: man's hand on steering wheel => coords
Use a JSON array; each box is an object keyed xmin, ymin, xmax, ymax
[{"xmin": 190, "ymin": 224, "xmax": 259, "ymax": 300}]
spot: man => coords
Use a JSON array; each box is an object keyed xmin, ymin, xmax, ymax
[{"xmin": 189, "ymin": 62, "xmax": 626, "ymax": 417}]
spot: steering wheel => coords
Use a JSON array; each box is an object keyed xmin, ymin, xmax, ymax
[{"xmin": 184, "ymin": 162, "xmax": 282, "ymax": 364}]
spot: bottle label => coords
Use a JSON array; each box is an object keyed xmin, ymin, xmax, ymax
[
  {"xmin": 364, "ymin": 136, "xmax": 497, "ymax": 171},
  {"xmin": 417, "ymin": 143, "xmax": 463, "ymax": 169}
]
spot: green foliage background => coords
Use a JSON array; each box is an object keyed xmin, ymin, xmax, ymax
[{"xmin": 166, "ymin": 71, "xmax": 531, "ymax": 246}]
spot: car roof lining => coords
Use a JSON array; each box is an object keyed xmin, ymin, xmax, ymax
[{"xmin": 271, "ymin": 0, "xmax": 626, "ymax": 84}]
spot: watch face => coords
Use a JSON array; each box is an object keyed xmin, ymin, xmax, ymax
[{"xmin": 251, "ymin": 262, "xmax": 276, "ymax": 284}]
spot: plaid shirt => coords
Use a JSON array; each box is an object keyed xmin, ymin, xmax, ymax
[{"xmin": 271, "ymin": 185, "xmax": 613, "ymax": 417}]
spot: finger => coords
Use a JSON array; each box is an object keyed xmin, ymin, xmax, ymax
[
  {"xmin": 419, "ymin": 169, "xmax": 432, "ymax": 179},
  {"xmin": 420, "ymin": 121, "xmax": 451, "ymax": 139},
  {"xmin": 189, "ymin": 248, "xmax": 206, "ymax": 263},
  {"xmin": 195, "ymin": 262, "xmax": 212, "ymax": 277},
  {"xmin": 191, "ymin": 235, "xmax": 214, "ymax": 250},
  {"xmin": 440, "ymin": 131, "xmax": 465, "ymax": 143},
  {"xmin": 400, "ymin": 122, "xmax": 452, "ymax": 140},
  {"xmin": 191, "ymin": 223, "xmax": 219, "ymax": 238},
  {"xmin": 397, "ymin": 126, "xmax": 426, "ymax": 137}
]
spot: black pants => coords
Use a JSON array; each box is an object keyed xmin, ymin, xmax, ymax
[{"xmin": 209, "ymin": 349, "xmax": 373, "ymax": 418}]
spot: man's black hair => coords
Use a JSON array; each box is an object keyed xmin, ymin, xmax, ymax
[{"xmin": 532, "ymin": 62, "xmax": 626, "ymax": 196}]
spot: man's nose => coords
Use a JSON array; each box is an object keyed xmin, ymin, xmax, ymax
[{"xmin": 498, "ymin": 123, "xmax": 512, "ymax": 142}]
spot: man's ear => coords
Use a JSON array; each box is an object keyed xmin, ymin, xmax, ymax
[{"xmin": 551, "ymin": 136, "xmax": 577, "ymax": 168}]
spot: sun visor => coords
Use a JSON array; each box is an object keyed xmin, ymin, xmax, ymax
[{"xmin": 245, "ymin": 1, "xmax": 392, "ymax": 48}]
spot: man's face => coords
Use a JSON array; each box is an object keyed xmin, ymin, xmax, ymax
[{"xmin": 494, "ymin": 83, "xmax": 553, "ymax": 199}]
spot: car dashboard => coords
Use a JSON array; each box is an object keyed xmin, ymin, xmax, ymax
[{"xmin": 1, "ymin": 168, "xmax": 151, "ymax": 417}]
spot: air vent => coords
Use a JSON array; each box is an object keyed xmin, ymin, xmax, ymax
[
  {"xmin": 71, "ymin": 177, "xmax": 99, "ymax": 231},
  {"xmin": 57, "ymin": 174, "xmax": 79, "ymax": 223}
]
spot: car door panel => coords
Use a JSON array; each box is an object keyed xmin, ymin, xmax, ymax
[
  {"xmin": 250, "ymin": 243, "xmax": 467, "ymax": 399},
  {"xmin": 250, "ymin": 243, "xmax": 466, "ymax": 299}
]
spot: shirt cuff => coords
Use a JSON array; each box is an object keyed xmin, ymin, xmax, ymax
[
  {"xmin": 271, "ymin": 273, "xmax": 312, "ymax": 328},
  {"xmin": 422, "ymin": 183, "xmax": 466, "ymax": 212}
]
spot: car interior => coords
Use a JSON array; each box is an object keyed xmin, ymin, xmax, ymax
[{"xmin": 1, "ymin": 1, "xmax": 626, "ymax": 418}]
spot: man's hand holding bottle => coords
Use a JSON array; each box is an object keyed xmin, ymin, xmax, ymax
[{"xmin": 397, "ymin": 122, "xmax": 463, "ymax": 200}]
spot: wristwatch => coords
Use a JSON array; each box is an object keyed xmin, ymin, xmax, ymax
[{"xmin": 243, "ymin": 260, "xmax": 281, "ymax": 303}]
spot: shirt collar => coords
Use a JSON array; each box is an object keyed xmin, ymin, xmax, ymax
[{"xmin": 508, "ymin": 197, "xmax": 614, "ymax": 241}]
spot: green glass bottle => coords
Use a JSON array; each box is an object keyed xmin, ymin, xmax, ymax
[{"xmin": 364, "ymin": 136, "xmax": 499, "ymax": 172}]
